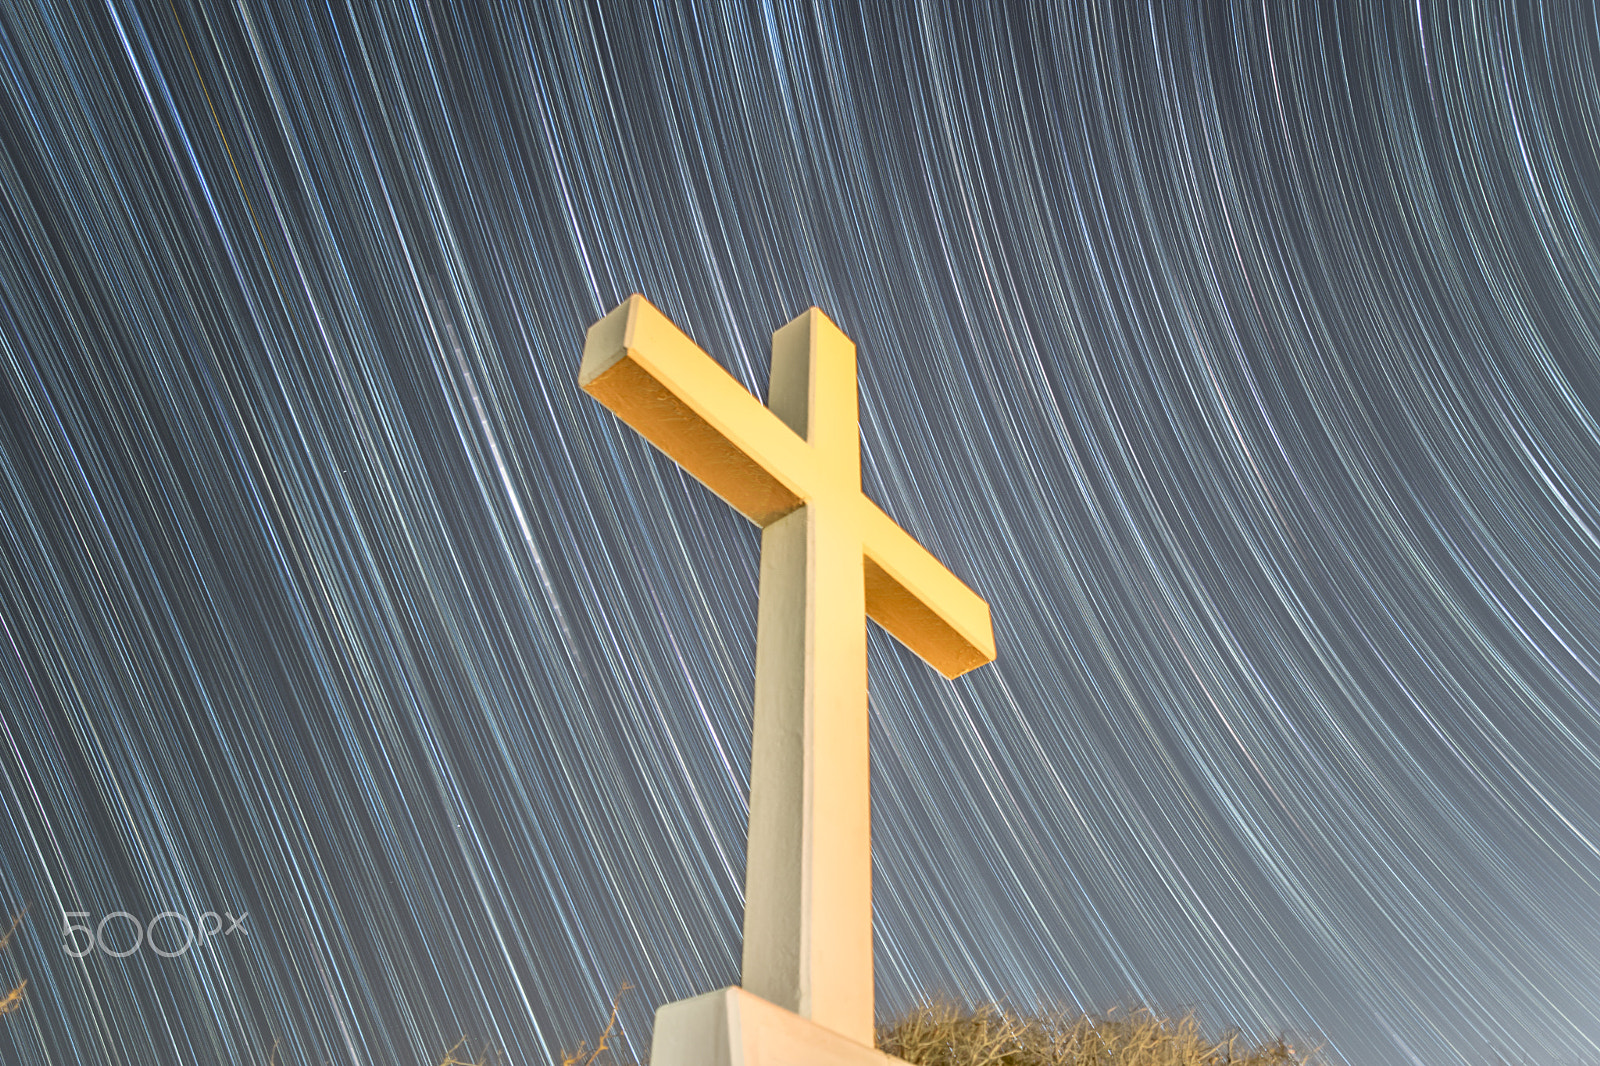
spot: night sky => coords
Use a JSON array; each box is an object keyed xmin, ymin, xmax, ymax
[{"xmin": 2, "ymin": 3, "xmax": 1598, "ymax": 1065}]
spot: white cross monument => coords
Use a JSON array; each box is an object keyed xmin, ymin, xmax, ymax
[{"xmin": 581, "ymin": 295, "xmax": 996, "ymax": 1066}]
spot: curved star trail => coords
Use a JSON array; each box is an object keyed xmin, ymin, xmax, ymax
[{"xmin": 1, "ymin": 3, "xmax": 1598, "ymax": 1065}]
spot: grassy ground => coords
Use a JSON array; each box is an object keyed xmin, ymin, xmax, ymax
[
  {"xmin": 878, "ymin": 1000, "xmax": 1317, "ymax": 1066},
  {"xmin": 550, "ymin": 994, "xmax": 1321, "ymax": 1066}
]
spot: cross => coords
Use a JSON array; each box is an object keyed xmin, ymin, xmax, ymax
[{"xmin": 580, "ymin": 295, "xmax": 995, "ymax": 1048}]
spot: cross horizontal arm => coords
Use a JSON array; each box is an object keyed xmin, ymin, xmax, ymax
[
  {"xmin": 582, "ymin": 294, "xmax": 996, "ymax": 680},
  {"xmin": 861, "ymin": 501, "xmax": 996, "ymax": 678},
  {"xmin": 580, "ymin": 295, "xmax": 813, "ymax": 525}
]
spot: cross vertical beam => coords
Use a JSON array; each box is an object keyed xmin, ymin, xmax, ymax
[{"xmin": 743, "ymin": 311, "xmax": 872, "ymax": 1040}]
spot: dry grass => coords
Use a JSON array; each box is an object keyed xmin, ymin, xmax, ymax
[
  {"xmin": 0, "ymin": 978, "xmax": 26, "ymax": 1017},
  {"xmin": 436, "ymin": 1035, "xmax": 502, "ymax": 1065},
  {"xmin": 0, "ymin": 905, "xmax": 25, "ymax": 952},
  {"xmin": 879, "ymin": 1001, "xmax": 1317, "ymax": 1066},
  {"xmin": 560, "ymin": 983, "xmax": 632, "ymax": 1066},
  {"xmin": 550, "ymin": 991, "xmax": 1320, "ymax": 1066},
  {"xmin": 0, "ymin": 904, "xmax": 25, "ymax": 1019}
]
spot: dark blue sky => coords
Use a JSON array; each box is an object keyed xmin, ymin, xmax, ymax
[{"xmin": 2, "ymin": 3, "xmax": 1598, "ymax": 1065}]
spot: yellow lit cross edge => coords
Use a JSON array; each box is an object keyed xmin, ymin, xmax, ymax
[{"xmin": 580, "ymin": 294, "xmax": 995, "ymax": 1047}]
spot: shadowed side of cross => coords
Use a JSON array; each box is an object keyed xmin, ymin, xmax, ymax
[{"xmin": 580, "ymin": 294, "xmax": 996, "ymax": 1048}]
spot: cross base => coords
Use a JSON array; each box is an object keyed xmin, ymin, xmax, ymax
[{"xmin": 651, "ymin": 987, "xmax": 912, "ymax": 1066}]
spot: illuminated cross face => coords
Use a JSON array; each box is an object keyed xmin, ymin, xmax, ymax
[{"xmin": 581, "ymin": 295, "xmax": 995, "ymax": 1047}]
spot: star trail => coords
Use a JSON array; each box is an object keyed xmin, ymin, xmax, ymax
[{"xmin": 1, "ymin": 2, "xmax": 1598, "ymax": 1064}]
